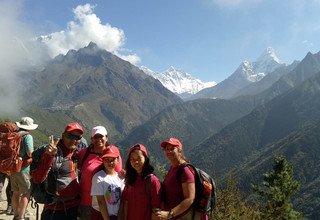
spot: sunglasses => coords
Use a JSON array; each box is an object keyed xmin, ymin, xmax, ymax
[{"xmin": 65, "ymin": 132, "xmax": 82, "ymax": 140}]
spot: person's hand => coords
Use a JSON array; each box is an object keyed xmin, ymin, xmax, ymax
[
  {"xmin": 46, "ymin": 135, "xmax": 60, "ymax": 156},
  {"xmin": 154, "ymin": 210, "xmax": 170, "ymax": 220},
  {"xmin": 119, "ymin": 169, "xmax": 126, "ymax": 179}
]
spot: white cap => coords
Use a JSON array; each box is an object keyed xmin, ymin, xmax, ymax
[{"xmin": 91, "ymin": 126, "xmax": 108, "ymax": 137}]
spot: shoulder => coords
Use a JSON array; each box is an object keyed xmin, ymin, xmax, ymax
[
  {"xmin": 149, "ymin": 174, "xmax": 160, "ymax": 182},
  {"xmin": 23, "ymin": 133, "xmax": 33, "ymax": 141},
  {"xmin": 178, "ymin": 164, "xmax": 196, "ymax": 183},
  {"xmin": 95, "ymin": 169, "xmax": 106, "ymax": 177},
  {"xmin": 149, "ymin": 174, "xmax": 161, "ymax": 188},
  {"xmin": 180, "ymin": 164, "xmax": 196, "ymax": 174},
  {"xmin": 92, "ymin": 170, "xmax": 106, "ymax": 182},
  {"xmin": 78, "ymin": 145, "xmax": 92, "ymax": 157}
]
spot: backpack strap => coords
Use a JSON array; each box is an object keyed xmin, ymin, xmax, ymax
[
  {"xmin": 176, "ymin": 163, "xmax": 195, "ymax": 183},
  {"xmin": 176, "ymin": 163, "xmax": 198, "ymax": 220},
  {"xmin": 15, "ymin": 131, "xmax": 29, "ymax": 156},
  {"xmin": 79, "ymin": 144, "xmax": 92, "ymax": 170},
  {"xmin": 144, "ymin": 173, "xmax": 153, "ymax": 205},
  {"xmin": 79, "ymin": 144, "xmax": 101, "ymax": 169}
]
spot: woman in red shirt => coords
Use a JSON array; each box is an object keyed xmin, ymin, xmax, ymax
[
  {"xmin": 154, "ymin": 138, "xmax": 202, "ymax": 220},
  {"xmin": 121, "ymin": 144, "xmax": 161, "ymax": 220},
  {"xmin": 78, "ymin": 126, "xmax": 122, "ymax": 220}
]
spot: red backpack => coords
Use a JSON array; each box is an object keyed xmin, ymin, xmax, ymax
[{"xmin": 0, "ymin": 122, "xmax": 27, "ymax": 175}]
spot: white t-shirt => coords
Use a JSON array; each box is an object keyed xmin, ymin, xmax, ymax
[{"xmin": 91, "ymin": 170, "xmax": 125, "ymax": 215}]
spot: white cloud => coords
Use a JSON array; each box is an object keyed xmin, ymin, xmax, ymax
[
  {"xmin": 302, "ymin": 40, "xmax": 314, "ymax": 47},
  {"xmin": 39, "ymin": 4, "xmax": 140, "ymax": 65},
  {"xmin": 0, "ymin": 0, "xmax": 46, "ymax": 116}
]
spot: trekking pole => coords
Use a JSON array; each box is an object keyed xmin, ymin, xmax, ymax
[{"xmin": 36, "ymin": 203, "xmax": 39, "ymax": 220}]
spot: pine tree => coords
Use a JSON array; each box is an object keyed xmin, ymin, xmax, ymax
[
  {"xmin": 252, "ymin": 155, "xmax": 301, "ymax": 220},
  {"xmin": 211, "ymin": 175, "xmax": 260, "ymax": 220}
]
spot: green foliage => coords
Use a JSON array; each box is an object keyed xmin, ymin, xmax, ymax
[
  {"xmin": 211, "ymin": 176, "xmax": 261, "ymax": 220},
  {"xmin": 252, "ymin": 155, "xmax": 302, "ymax": 220}
]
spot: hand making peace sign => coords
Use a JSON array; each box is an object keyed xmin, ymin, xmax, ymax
[{"xmin": 46, "ymin": 135, "xmax": 60, "ymax": 156}]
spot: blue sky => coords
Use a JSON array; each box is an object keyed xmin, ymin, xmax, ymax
[{"xmin": 1, "ymin": 0, "xmax": 320, "ymax": 83}]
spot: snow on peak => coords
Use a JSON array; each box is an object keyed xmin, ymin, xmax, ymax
[
  {"xmin": 240, "ymin": 61, "xmax": 265, "ymax": 82},
  {"xmin": 257, "ymin": 47, "xmax": 283, "ymax": 64},
  {"xmin": 231, "ymin": 47, "xmax": 284, "ymax": 83},
  {"xmin": 140, "ymin": 66, "xmax": 216, "ymax": 95}
]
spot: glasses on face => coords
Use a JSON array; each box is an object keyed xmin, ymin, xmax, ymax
[{"xmin": 65, "ymin": 132, "xmax": 82, "ymax": 141}]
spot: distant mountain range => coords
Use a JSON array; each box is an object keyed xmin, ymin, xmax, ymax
[
  {"xmin": 10, "ymin": 42, "xmax": 320, "ymax": 218},
  {"xmin": 140, "ymin": 66, "xmax": 216, "ymax": 99},
  {"xmin": 191, "ymin": 47, "xmax": 286, "ymax": 100},
  {"xmin": 141, "ymin": 47, "xmax": 289, "ymax": 101}
]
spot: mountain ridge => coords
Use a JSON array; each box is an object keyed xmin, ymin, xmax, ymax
[
  {"xmin": 21, "ymin": 42, "xmax": 182, "ymax": 141},
  {"xmin": 141, "ymin": 66, "xmax": 216, "ymax": 98},
  {"xmin": 191, "ymin": 47, "xmax": 285, "ymax": 100}
]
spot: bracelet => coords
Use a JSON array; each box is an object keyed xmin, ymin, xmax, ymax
[{"xmin": 168, "ymin": 210, "xmax": 174, "ymax": 219}]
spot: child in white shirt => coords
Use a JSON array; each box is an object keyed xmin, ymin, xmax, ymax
[{"xmin": 91, "ymin": 145, "xmax": 124, "ymax": 220}]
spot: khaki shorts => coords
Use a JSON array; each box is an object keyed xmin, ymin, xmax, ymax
[{"xmin": 10, "ymin": 172, "xmax": 31, "ymax": 194}]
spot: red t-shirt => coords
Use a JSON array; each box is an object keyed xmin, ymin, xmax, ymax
[
  {"xmin": 163, "ymin": 165, "xmax": 195, "ymax": 210},
  {"xmin": 122, "ymin": 175, "xmax": 161, "ymax": 220}
]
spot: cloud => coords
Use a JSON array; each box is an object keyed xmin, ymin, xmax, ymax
[
  {"xmin": 0, "ymin": 0, "xmax": 46, "ymax": 117},
  {"xmin": 39, "ymin": 4, "xmax": 140, "ymax": 65},
  {"xmin": 302, "ymin": 40, "xmax": 314, "ymax": 47}
]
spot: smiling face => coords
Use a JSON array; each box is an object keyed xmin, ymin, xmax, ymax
[
  {"xmin": 163, "ymin": 143, "xmax": 181, "ymax": 164},
  {"xmin": 62, "ymin": 130, "xmax": 82, "ymax": 151},
  {"xmin": 129, "ymin": 149, "xmax": 146, "ymax": 175},
  {"xmin": 91, "ymin": 134, "xmax": 108, "ymax": 149},
  {"xmin": 103, "ymin": 157, "xmax": 118, "ymax": 174}
]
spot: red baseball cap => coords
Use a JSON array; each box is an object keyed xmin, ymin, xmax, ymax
[
  {"xmin": 101, "ymin": 145, "xmax": 120, "ymax": 159},
  {"xmin": 64, "ymin": 122, "xmax": 84, "ymax": 135},
  {"xmin": 129, "ymin": 144, "xmax": 148, "ymax": 157},
  {"xmin": 160, "ymin": 137, "xmax": 182, "ymax": 150}
]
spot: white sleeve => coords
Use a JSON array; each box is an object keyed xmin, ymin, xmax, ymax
[{"xmin": 91, "ymin": 171, "xmax": 104, "ymax": 196}]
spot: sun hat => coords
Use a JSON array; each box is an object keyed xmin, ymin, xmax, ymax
[
  {"xmin": 129, "ymin": 143, "xmax": 148, "ymax": 157},
  {"xmin": 160, "ymin": 137, "xmax": 183, "ymax": 150},
  {"xmin": 64, "ymin": 122, "xmax": 84, "ymax": 135},
  {"xmin": 91, "ymin": 126, "xmax": 108, "ymax": 137},
  {"xmin": 101, "ymin": 145, "xmax": 120, "ymax": 158},
  {"xmin": 16, "ymin": 117, "xmax": 38, "ymax": 130}
]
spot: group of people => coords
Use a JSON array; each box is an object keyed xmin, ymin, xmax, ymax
[{"xmin": 0, "ymin": 116, "xmax": 207, "ymax": 220}]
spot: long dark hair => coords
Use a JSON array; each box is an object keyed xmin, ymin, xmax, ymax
[{"xmin": 125, "ymin": 146, "xmax": 154, "ymax": 186}]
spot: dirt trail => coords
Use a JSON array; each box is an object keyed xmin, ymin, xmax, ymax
[{"xmin": 0, "ymin": 177, "xmax": 42, "ymax": 220}]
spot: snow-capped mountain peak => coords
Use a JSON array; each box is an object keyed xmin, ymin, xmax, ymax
[
  {"xmin": 257, "ymin": 47, "xmax": 282, "ymax": 64},
  {"xmin": 140, "ymin": 66, "xmax": 216, "ymax": 97},
  {"xmin": 254, "ymin": 47, "xmax": 283, "ymax": 75}
]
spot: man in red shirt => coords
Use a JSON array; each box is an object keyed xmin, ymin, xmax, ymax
[{"xmin": 32, "ymin": 122, "xmax": 84, "ymax": 220}]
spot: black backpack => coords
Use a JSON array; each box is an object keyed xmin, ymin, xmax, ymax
[
  {"xmin": 177, "ymin": 163, "xmax": 217, "ymax": 215},
  {"xmin": 30, "ymin": 145, "xmax": 63, "ymax": 204}
]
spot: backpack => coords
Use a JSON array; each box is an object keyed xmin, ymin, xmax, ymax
[
  {"xmin": 177, "ymin": 163, "xmax": 217, "ymax": 216},
  {"xmin": 0, "ymin": 122, "xmax": 27, "ymax": 175},
  {"xmin": 30, "ymin": 144, "xmax": 63, "ymax": 204}
]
